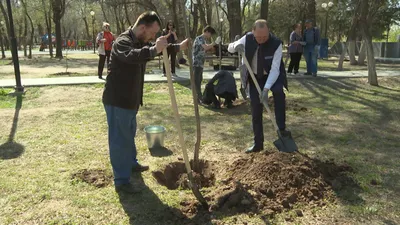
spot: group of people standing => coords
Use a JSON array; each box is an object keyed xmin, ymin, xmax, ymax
[
  {"xmin": 98, "ymin": 11, "xmax": 319, "ymax": 194},
  {"xmin": 287, "ymin": 20, "xmax": 320, "ymax": 77}
]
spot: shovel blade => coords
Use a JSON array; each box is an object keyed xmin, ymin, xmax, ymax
[{"xmin": 273, "ymin": 136, "xmax": 298, "ymax": 153}]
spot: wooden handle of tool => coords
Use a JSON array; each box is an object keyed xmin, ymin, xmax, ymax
[
  {"xmin": 162, "ymin": 49, "xmax": 193, "ymax": 176},
  {"xmin": 241, "ymin": 53, "xmax": 280, "ymax": 133}
]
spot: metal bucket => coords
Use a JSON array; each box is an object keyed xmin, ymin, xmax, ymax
[{"xmin": 144, "ymin": 125, "xmax": 166, "ymax": 149}]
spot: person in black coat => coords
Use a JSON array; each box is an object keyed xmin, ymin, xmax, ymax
[{"xmin": 202, "ymin": 70, "xmax": 238, "ymax": 109}]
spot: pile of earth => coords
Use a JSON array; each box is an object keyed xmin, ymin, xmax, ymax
[
  {"xmin": 268, "ymin": 96, "xmax": 309, "ymax": 112},
  {"xmin": 180, "ymin": 151, "xmax": 353, "ymax": 217}
]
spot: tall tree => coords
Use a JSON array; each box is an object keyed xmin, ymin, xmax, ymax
[
  {"xmin": 52, "ymin": 0, "xmax": 66, "ymax": 59},
  {"xmin": 20, "ymin": 0, "xmax": 34, "ymax": 59},
  {"xmin": 260, "ymin": 0, "xmax": 269, "ymax": 21},
  {"xmin": 42, "ymin": 0, "xmax": 53, "ymax": 58},
  {"xmin": 226, "ymin": 0, "xmax": 242, "ymax": 41}
]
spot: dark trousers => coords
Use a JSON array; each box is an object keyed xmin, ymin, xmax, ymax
[
  {"xmin": 203, "ymin": 84, "xmax": 234, "ymax": 107},
  {"xmin": 249, "ymin": 76, "xmax": 286, "ymax": 147},
  {"xmin": 194, "ymin": 66, "xmax": 203, "ymax": 101},
  {"xmin": 162, "ymin": 48, "xmax": 176, "ymax": 74},
  {"xmin": 98, "ymin": 50, "xmax": 111, "ymax": 77},
  {"xmin": 287, "ymin": 52, "xmax": 302, "ymax": 73}
]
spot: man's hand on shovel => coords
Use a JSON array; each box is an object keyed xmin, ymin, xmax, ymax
[{"xmin": 260, "ymin": 88, "xmax": 269, "ymax": 105}]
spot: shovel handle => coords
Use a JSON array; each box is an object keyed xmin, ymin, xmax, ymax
[
  {"xmin": 162, "ymin": 49, "xmax": 193, "ymax": 178},
  {"xmin": 241, "ymin": 52, "xmax": 281, "ymax": 135}
]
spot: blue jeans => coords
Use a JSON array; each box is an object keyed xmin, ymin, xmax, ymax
[
  {"xmin": 104, "ymin": 104, "xmax": 139, "ymax": 186},
  {"xmin": 303, "ymin": 46, "xmax": 318, "ymax": 74}
]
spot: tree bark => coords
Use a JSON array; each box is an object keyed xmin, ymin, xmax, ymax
[
  {"xmin": 348, "ymin": 40, "xmax": 357, "ymax": 65},
  {"xmin": 42, "ymin": 0, "xmax": 53, "ymax": 58},
  {"xmin": 52, "ymin": 0, "xmax": 66, "ymax": 59},
  {"xmin": 260, "ymin": 0, "xmax": 269, "ymax": 21},
  {"xmin": 190, "ymin": 0, "xmax": 199, "ymax": 38},
  {"xmin": 100, "ymin": 0, "xmax": 108, "ymax": 23},
  {"xmin": 358, "ymin": 39, "xmax": 366, "ymax": 65},
  {"xmin": 338, "ymin": 40, "xmax": 348, "ymax": 71},
  {"xmin": 226, "ymin": 0, "xmax": 242, "ymax": 41},
  {"xmin": 359, "ymin": 0, "xmax": 378, "ymax": 86},
  {"xmin": 197, "ymin": 0, "xmax": 207, "ymax": 27}
]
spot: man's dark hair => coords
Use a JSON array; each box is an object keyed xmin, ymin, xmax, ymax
[
  {"xmin": 134, "ymin": 11, "xmax": 162, "ymax": 27},
  {"xmin": 203, "ymin": 25, "xmax": 216, "ymax": 34}
]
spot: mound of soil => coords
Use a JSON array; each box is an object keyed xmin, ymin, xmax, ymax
[
  {"xmin": 71, "ymin": 169, "xmax": 112, "ymax": 188},
  {"xmin": 181, "ymin": 151, "xmax": 353, "ymax": 217},
  {"xmin": 152, "ymin": 160, "xmax": 215, "ymax": 190}
]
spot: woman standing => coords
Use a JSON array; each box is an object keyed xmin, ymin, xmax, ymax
[
  {"xmin": 287, "ymin": 24, "xmax": 304, "ymax": 75},
  {"xmin": 162, "ymin": 21, "xmax": 178, "ymax": 77},
  {"xmin": 96, "ymin": 22, "xmax": 115, "ymax": 79}
]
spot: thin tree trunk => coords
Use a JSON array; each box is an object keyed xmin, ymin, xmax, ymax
[
  {"xmin": 23, "ymin": 15, "xmax": 28, "ymax": 57},
  {"xmin": 359, "ymin": 0, "xmax": 378, "ymax": 86},
  {"xmin": 82, "ymin": 17, "xmax": 90, "ymax": 39},
  {"xmin": 348, "ymin": 40, "xmax": 357, "ymax": 65},
  {"xmin": 197, "ymin": 0, "xmax": 207, "ymax": 27},
  {"xmin": 227, "ymin": 0, "xmax": 242, "ymax": 41},
  {"xmin": 338, "ymin": 40, "xmax": 348, "ymax": 71},
  {"xmin": 42, "ymin": 0, "xmax": 53, "ymax": 58},
  {"xmin": 124, "ymin": 1, "xmax": 131, "ymax": 27},
  {"xmin": 358, "ymin": 40, "xmax": 366, "ymax": 65},
  {"xmin": 100, "ymin": 0, "xmax": 108, "ymax": 23}
]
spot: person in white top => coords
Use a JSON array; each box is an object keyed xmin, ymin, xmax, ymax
[{"xmin": 228, "ymin": 20, "xmax": 290, "ymax": 153}]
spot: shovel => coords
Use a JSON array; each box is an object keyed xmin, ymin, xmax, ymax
[
  {"xmin": 234, "ymin": 35, "xmax": 247, "ymax": 100},
  {"xmin": 162, "ymin": 49, "xmax": 209, "ymax": 209},
  {"xmin": 241, "ymin": 52, "xmax": 298, "ymax": 153}
]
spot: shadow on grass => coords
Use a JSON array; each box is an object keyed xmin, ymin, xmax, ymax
[
  {"xmin": 148, "ymin": 146, "xmax": 173, "ymax": 157},
  {"xmin": 0, "ymin": 95, "xmax": 25, "ymax": 160},
  {"xmin": 118, "ymin": 173, "xmax": 212, "ymax": 225}
]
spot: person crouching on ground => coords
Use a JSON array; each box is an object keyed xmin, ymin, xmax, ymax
[{"xmin": 202, "ymin": 70, "xmax": 238, "ymax": 109}]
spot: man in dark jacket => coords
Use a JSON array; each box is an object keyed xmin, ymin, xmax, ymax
[
  {"xmin": 102, "ymin": 11, "xmax": 189, "ymax": 194},
  {"xmin": 202, "ymin": 70, "xmax": 238, "ymax": 109},
  {"xmin": 228, "ymin": 19, "xmax": 291, "ymax": 153}
]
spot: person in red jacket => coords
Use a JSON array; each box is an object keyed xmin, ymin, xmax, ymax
[{"xmin": 96, "ymin": 22, "xmax": 115, "ymax": 79}]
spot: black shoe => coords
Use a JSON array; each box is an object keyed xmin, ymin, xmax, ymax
[
  {"xmin": 132, "ymin": 163, "xmax": 149, "ymax": 172},
  {"xmin": 304, "ymin": 72, "xmax": 312, "ymax": 76},
  {"xmin": 245, "ymin": 144, "xmax": 263, "ymax": 153},
  {"xmin": 98, "ymin": 76, "xmax": 103, "ymax": 79},
  {"xmin": 226, "ymin": 102, "xmax": 233, "ymax": 109},
  {"xmin": 312, "ymin": 73, "xmax": 317, "ymax": 77},
  {"xmin": 115, "ymin": 183, "xmax": 142, "ymax": 194}
]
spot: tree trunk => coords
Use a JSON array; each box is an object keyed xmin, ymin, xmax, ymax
[
  {"xmin": 358, "ymin": 40, "xmax": 366, "ymax": 65},
  {"xmin": 20, "ymin": 0, "xmax": 34, "ymax": 59},
  {"xmin": 338, "ymin": 40, "xmax": 348, "ymax": 71},
  {"xmin": 226, "ymin": 0, "xmax": 242, "ymax": 41},
  {"xmin": 23, "ymin": 15, "xmax": 28, "ymax": 57},
  {"xmin": 348, "ymin": 40, "xmax": 357, "ymax": 65},
  {"xmin": 190, "ymin": 1, "xmax": 199, "ymax": 38},
  {"xmin": 82, "ymin": 17, "xmax": 90, "ymax": 40},
  {"xmin": 305, "ymin": 0, "xmax": 316, "ymax": 23},
  {"xmin": 42, "ymin": 0, "xmax": 53, "ymax": 58},
  {"xmin": 205, "ymin": 0, "xmax": 212, "ymax": 26},
  {"xmin": 0, "ymin": 1, "xmax": 10, "ymax": 38},
  {"xmin": 260, "ymin": 0, "xmax": 269, "ymax": 21},
  {"xmin": 124, "ymin": 1, "xmax": 131, "ymax": 27},
  {"xmin": 113, "ymin": 7, "xmax": 122, "ymax": 34},
  {"xmin": 100, "ymin": 0, "xmax": 108, "ymax": 23},
  {"xmin": 359, "ymin": 0, "xmax": 378, "ymax": 86},
  {"xmin": 197, "ymin": 0, "xmax": 207, "ymax": 27},
  {"xmin": 52, "ymin": 0, "xmax": 66, "ymax": 59}
]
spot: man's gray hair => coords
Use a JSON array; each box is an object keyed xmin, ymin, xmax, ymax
[{"xmin": 252, "ymin": 19, "xmax": 269, "ymax": 30}]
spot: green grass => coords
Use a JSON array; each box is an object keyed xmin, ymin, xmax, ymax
[{"xmin": 0, "ymin": 78, "xmax": 400, "ymax": 224}]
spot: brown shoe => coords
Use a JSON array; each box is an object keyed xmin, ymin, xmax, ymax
[{"xmin": 132, "ymin": 163, "xmax": 149, "ymax": 172}]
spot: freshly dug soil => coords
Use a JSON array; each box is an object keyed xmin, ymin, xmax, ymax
[
  {"xmin": 181, "ymin": 151, "xmax": 354, "ymax": 217},
  {"xmin": 152, "ymin": 159, "xmax": 216, "ymax": 190},
  {"xmin": 71, "ymin": 169, "xmax": 112, "ymax": 188}
]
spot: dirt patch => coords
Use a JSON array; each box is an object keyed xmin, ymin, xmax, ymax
[
  {"xmin": 50, "ymin": 72, "xmax": 80, "ymax": 76},
  {"xmin": 268, "ymin": 96, "xmax": 309, "ymax": 112},
  {"xmin": 181, "ymin": 151, "xmax": 354, "ymax": 218},
  {"xmin": 152, "ymin": 160, "xmax": 216, "ymax": 190},
  {"xmin": 71, "ymin": 169, "xmax": 112, "ymax": 188}
]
